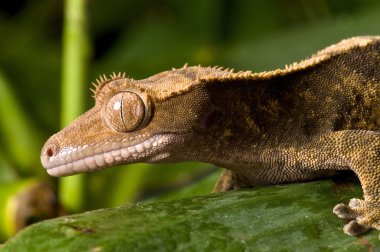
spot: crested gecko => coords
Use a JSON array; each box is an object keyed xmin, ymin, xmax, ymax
[{"xmin": 41, "ymin": 36, "xmax": 380, "ymax": 236}]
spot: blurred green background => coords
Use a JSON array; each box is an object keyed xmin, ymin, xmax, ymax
[{"xmin": 1, "ymin": 0, "xmax": 380, "ymax": 240}]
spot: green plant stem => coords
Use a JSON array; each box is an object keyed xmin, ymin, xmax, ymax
[{"xmin": 59, "ymin": 0, "xmax": 89, "ymax": 212}]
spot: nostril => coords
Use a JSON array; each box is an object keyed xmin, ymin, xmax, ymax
[
  {"xmin": 45, "ymin": 147, "xmax": 54, "ymax": 157},
  {"xmin": 41, "ymin": 143, "xmax": 59, "ymax": 169}
]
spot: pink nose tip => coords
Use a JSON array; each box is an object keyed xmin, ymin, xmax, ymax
[{"xmin": 40, "ymin": 142, "xmax": 59, "ymax": 169}]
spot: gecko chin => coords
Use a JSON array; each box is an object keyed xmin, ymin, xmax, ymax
[{"xmin": 40, "ymin": 134, "xmax": 175, "ymax": 177}]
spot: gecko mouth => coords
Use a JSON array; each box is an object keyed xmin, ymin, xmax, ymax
[{"xmin": 40, "ymin": 134, "xmax": 174, "ymax": 177}]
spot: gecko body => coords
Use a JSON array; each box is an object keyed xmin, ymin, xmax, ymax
[{"xmin": 41, "ymin": 36, "xmax": 380, "ymax": 236}]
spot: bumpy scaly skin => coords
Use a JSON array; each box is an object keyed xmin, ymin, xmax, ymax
[{"xmin": 41, "ymin": 36, "xmax": 380, "ymax": 236}]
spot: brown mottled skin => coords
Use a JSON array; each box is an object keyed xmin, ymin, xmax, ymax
[{"xmin": 41, "ymin": 36, "xmax": 380, "ymax": 236}]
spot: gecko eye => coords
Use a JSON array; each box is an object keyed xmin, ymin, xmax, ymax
[{"xmin": 104, "ymin": 91, "xmax": 149, "ymax": 132}]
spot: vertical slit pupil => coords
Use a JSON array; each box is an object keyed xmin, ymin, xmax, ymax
[{"xmin": 120, "ymin": 94, "xmax": 125, "ymax": 127}]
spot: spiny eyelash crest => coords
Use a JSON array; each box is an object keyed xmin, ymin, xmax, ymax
[
  {"xmin": 90, "ymin": 72, "xmax": 135, "ymax": 102},
  {"xmin": 90, "ymin": 72, "xmax": 126, "ymax": 96}
]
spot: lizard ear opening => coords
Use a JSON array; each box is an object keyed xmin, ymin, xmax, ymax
[{"xmin": 104, "ymin": 91, "xmax": 151, "ymax": 132}]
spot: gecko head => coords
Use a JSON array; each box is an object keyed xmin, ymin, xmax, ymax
[{"xmin": 41, "ymin": 66, "xmax": 230, "ymax": 176}]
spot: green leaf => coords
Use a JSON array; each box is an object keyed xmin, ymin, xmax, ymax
[
  {"xmin": 0, "ymin": 71, "xmax": 43, "ymax": 176},
  {"xmin": 2, "ymin": 179, "xmax": 379, "ymax": 251}
]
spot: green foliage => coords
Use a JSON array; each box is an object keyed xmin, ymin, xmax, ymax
[
  {"xmin": 59, "ymin": 0, "xmax": 89, "ymax": 213},
  {"xmin": 0, "ymin": 71, "xmax": 43, "ymax": 176},
  {"xmin": 0, "ymin": 180, "xmax": 34, "ymax": 238},
  {"xmin": 2, "ymin": 180, "xmax": 379, "ymax": 251}
]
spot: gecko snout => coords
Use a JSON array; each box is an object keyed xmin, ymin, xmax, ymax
[{"xmin": 40, "ymin": 141, "xmax": 60, "ymax": 170}]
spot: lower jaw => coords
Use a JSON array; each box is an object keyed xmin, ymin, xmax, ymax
[{"xmin": 45, "ymin": 134, "xmax": 174, "ymax": 177}]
